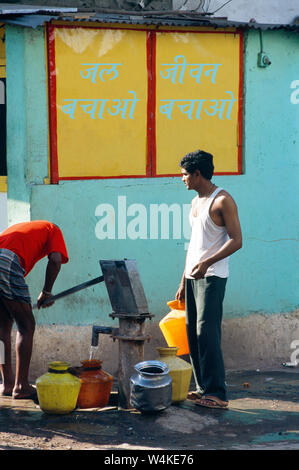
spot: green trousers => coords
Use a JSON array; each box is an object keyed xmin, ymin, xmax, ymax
[{"xmin": 185, "ymin": 276, "xmax": 228, "ymax": 402}]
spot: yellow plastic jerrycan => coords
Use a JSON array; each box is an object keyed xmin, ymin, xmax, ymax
[
  {"xmin": 36, "ymin": 361, "xmax": 81, "ymax": 414},
  {"xmin": 159, "ymin": 300, "xmax": 189, "ymax": 356},
  {"xmin": 157, "ymin": 347, "xmax": 192, "ymax": 402}
]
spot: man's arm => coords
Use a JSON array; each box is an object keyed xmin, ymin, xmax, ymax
[
  {"xmin": 175, "ymin": 269, "xmax": 186, "ymax": 301},
  {"xmin": 37, "ymin": 252, "xmax": 62, "ymax": 309},
  {"xmin": 175, "ymin": 197, "xmax": 197, "ymax": 301},
  {"xmin": 190, "ymin": 195, "xmax": 242, "ymax": 279}
]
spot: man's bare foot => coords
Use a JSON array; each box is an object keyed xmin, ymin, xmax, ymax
[
  {"xmin": 12, "ymin": 384, "xmax": 37, "ymax": 399},
  {"xmin": 0, "ymin": 383, "xmax": 14, "ymax": 396}
]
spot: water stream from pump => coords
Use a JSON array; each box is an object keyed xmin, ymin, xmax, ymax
[{"xmin": 89, "ymin": 345, "xmax": 98, "ymax": 360}]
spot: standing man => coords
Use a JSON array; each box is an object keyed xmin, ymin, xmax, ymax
[
  {"xmin": 0, "ymin": 220, "xmax": 69, "ymax": 399},
  {"xmin": 176, "ymin": 150, "xmax": 242, "ymax": 409}
]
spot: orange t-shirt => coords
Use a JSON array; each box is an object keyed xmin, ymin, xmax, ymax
[{"xmin": 0, "ymin": 220, "xmax": 69, "ymax": 276}]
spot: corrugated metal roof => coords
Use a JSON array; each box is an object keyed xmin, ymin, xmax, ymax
[
  {"xmin": 0, "ymin": 6, "xmax": 299, "ymax": 31},
  {"xmin": 43, "ymin": 12, "xmax": 299, "ymax": 31},
  {"xmin": 60, "ymin": 12, "xmax": 299, "ymax": 30}
]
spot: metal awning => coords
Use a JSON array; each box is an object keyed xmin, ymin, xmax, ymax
[
  {"xmin": 0, "ymin": 3, "xmax": 77, "ymax": 14},
  {"xmin": 0, "ymin": 3, "xmax": 78, "ymax": 28}
]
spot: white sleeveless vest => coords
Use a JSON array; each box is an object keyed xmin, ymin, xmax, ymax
[{"xmin": 185, "ymin": 187, "xmax": 229, "ymax": 279}]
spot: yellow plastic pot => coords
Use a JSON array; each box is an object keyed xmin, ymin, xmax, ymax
[
  {"xmin": 36, "ymin": 361, "xmax": 81, "ymax": 414},
  {"xmin": 159, "ymin": 300, "xmax": 189, "ymax": 356},
  {"xmin": 157, "ymin": 347, "xmax": 192, "ymax": 402}
]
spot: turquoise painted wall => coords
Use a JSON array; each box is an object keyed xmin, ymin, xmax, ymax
[{"xmin": 5, "ymin": 26, "xmax": 299, "ymax": 326}]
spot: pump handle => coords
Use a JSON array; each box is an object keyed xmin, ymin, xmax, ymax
[{"xmin": 32, "ymin": 275, "xmax": 104, "ymax": 309}]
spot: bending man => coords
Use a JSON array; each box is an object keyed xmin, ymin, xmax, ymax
[{"xmin": 0, "ymin": 220, "xmax": 69, "ymax": 399}]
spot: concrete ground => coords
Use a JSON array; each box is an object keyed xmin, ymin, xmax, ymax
[{"xmin": 0, "ymin": 367, "xmax": 298, "ymax": 452}]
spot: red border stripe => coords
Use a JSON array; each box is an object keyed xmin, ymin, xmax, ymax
[
  {"xmin": 49, "ymin": 23, "xmax": 238, "ymax": 35},
  {"xmin": 146, "ymin": 31, "xmax": 157, "ymax": 177},
  {"xmin": 146, "ymin": 32, "xmax": 152, "ymax": 177},
  {"xmin": 47, "ymin": 24, "xmax": 59, "ymax": 184},
  {"xmin": 151, "ymin": 32, "xmax": 157, "ymax": 177}
]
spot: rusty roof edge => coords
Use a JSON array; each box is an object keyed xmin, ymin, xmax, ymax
[{"xmin": 56, "ymin": 12, "xmax": 299, "ymax": 30}]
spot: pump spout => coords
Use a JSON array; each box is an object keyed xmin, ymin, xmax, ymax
[{"xmin": 91, "ymin": 326, "xmax": 114, "ymax": 347}]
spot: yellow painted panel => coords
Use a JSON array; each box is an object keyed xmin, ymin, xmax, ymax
[
  {"xmin": 155, "ymin": 32, "xmax": 241, "ymax": 174},
  {"xmin": 54, "ymin": 27, "xmax": 148, "ymax": 177}
]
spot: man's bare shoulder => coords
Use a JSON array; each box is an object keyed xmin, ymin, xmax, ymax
[
  {"xmin": 215, "ymin": 189, "xmax": 235, "ymax": 200},
  {"xmin": 214, "ymin": 189, "xmax": 238, "ymax": 208}
]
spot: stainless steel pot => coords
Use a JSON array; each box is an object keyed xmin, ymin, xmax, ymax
[{"xmin": 130, "ymin": 360, "xmax": 172, "ymax": 413}]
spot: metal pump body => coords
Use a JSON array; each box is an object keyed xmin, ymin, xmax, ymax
[{"xmin": 92, "ymin": 259, "xmax": 153, "ymax": 409}]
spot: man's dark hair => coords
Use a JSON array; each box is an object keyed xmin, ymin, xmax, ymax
[{"xmin": 180, "ymin": 149, "xmax": 214, "ymax": 180}]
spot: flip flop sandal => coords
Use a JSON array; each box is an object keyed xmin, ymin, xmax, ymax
[
  {"xmin": 195, "ymin": 396, "xmax": 228, "ymax": 409},
  {"xmin": 13, "ymin": 390, "xmax": 38, "ymax": 400},
  {"xmin": 187, "ymin": 391, "xmax": 202, "ymax": 400}
]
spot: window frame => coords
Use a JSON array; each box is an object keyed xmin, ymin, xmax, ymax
[{"xmin": 47, "ymin": 23, "xmax": 244, "ymax": 183}]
